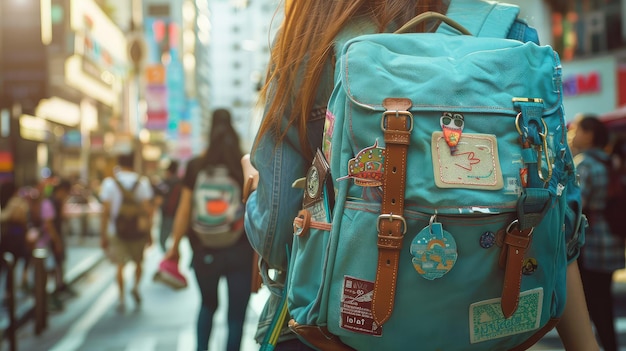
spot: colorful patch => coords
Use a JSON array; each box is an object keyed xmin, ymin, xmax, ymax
[
  {"xmin": 410, "ymin": 222, "xmax": 458, "ymax": 280},
  {"xmin": 323, "ymin": 110, "xmax": 336, "ymax": 162},
  {"xmin": 340, "ymin": 276, "xmax": 383, "ymax": 336},
  {"xmin": 337, "ymin": 140, "xmax": 385, "ymax": 187},
  {"xmin": 432, "ymin": 132, "xmax": 504, "ymax": 190},
  {"xmin": 469, "ymin": 288, "xmax": 543, "ymax": 344}
]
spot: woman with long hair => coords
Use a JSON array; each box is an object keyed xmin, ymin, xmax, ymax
[
  {"xmin": 242, "ymin": 1, "xmax": 599, "ymax": 350},
  {"xmin": 166, "ymin": 108, "xmax": 253, "ymax": 351}
]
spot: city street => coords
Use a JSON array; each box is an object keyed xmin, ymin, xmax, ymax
[
  {"xmin": 5, "ymin": 238, "xmax": 266, "ymax": 351},
  {"xmin": 4, "ymin": 232, "xmax": 626, "ymax": 351}
]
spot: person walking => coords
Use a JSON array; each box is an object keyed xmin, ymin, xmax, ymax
[
  {"xmin": 165, "ymin": 108, "xmax": 253, "ymax": 351},
  {"xmin": 0, "ymin": 181, "xmax": 33, "ymax": 291},
  {"xmin": 40, "ymin": 179, "xmax": 73, "ymax": 309},
  {"xmin": 99, "ymin": 152, "xmax": 154, "ymax": 312},
  {"xmin": 240, "ymin": 1, "xmax": 599, "ymax": 350},
  {"xmin": 570, "ymin": 114, "xmax": 624, "ymax": 351},
  {"xmin": 156, "ymin": 161, "xmax": 182, "ymax": 252}
]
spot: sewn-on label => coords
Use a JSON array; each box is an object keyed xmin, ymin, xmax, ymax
[
  {"xmin": 432, "ymin": 132, "xmax": 504, "ymax": 190},
  {"xmin": 340, "ymin": 276, "xmax": 383, "ymax": 336},
  {"xmin": 469, "ymin": 288, "xmax": 543, "ymax": 344}
]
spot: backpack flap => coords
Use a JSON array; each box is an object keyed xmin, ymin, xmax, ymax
[{"xmin": 332, "ymin": 33, "xmax": 562, "ymax": 213}]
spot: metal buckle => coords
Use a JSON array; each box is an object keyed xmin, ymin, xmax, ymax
[
  {"xmin": 381, "ymin": 110, "xmax": 413, "ymax": 133},
  {"xmin": 377, "ymin": 214, "xmax": 407, "ymax": 235},
  {"xmin": 506, "ymin": 219, "xmax": 534, "ymax": 237}
]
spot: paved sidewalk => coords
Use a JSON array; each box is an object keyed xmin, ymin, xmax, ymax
[{"xmin": 0, "ymin": 234, "xmax": 105, "ymax": 341}]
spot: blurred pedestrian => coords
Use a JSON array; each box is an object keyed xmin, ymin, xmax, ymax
[
  {"xmin": 571, "ymin": 114, "xmax": 624, "ymax": 351},
  {"xmin": 165, "ymin": 109, "xmax": 253, "ymax": 351},
  {"xmin": 99, "ymin": 152, "xmax": 154, "ymax": 312},
  {"xmin": 0, "ymin": 181, "xmax": 33, "ymax": 291},
  {"xmin": 40, "ymin": 179, "xmax": 73, "ymax": 309},
  {"xmin": 156, "ymin": 161, "xmax": 182, "ymax": 252}
]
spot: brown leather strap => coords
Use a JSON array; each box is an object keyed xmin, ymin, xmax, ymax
[
  {"xmin": 250, "ymin": 251, "xmax": 263, "ymax": 293},
  {"xmin": 289, "ymin": 319, "xmax": 356, "ymax": 351},
  {"xmin": 372, "ymin": 98, "xmax": 413, "ymax": 326},
  {"xmin": 500, "ymin": 223, "xmax": 533, "ymax": 318},
  {"xmin": 293, "ymin": 214, "xmax": 332, "ymax": 233}
]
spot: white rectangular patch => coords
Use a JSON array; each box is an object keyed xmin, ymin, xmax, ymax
[
  {"xmin": 469, "ymin": 288, "xmax": 543, "ymax": 344},
  {"xmin": 432, "ymin": 132, "xmax": 504, "ymax": 190}
]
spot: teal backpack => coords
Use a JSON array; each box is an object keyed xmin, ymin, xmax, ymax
[{"xmin": 285, "ymin": 1, "xmax": 586, "ymax": 351}]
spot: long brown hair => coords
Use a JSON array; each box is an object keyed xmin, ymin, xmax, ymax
[{"xmin": 256, "ymin": 0, "xmax": 448, "ymax": 161}]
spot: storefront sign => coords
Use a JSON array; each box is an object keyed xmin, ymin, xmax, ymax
[
  {"xmin": 563, "ymin": 71, "xmax": 601, "ymax": 96},
  {"xmin": 19, "ymin": 115, "xmax": 50, "ymax": 142}
]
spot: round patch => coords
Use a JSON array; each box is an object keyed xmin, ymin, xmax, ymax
[
  {"xmin": 479, "ymin": 231, "xmax": 496, "ymax": 249},
  {"xmin": 410, "ymin": 223, "xmax": 458, "ymax": 280},
  {"xmin": 306, "ymin": 166, "xmax": 320, "ymax": 198}
]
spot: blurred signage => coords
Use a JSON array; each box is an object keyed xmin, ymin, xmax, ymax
[
  {"xmin": 111, "ymin": 134, "xmax": 133, "ymax": 154},
  {"xmin": 563, "ymin": 71, "xmax": 601, "ymax": 96},
  {"xmin": 70, "ymin": 0, "xmax": 127, "ymax": 70},
  {"xmin": 67, "ymin": 0, "xmax": 126, "ymax": 104},
  {"xmin": 36, "ymin": 97, "xmax": 81, "ymax": 127},
  {"xmin": 145, "ymin": 65, "xmax": 166, "ymax": 85},
  {"xmin": 0, "ymin": 151, "xmax": 13, "ymax": 183},
  {"xmin": 0, "ymin": 152, "xmax": 13, "ymax": 172},
  {"xmin": 145, "ymin": 84, "xmax": 168, "ymax": 130},
  {"xmin": 63, "ymin": 130, "xmax": 82, "ymax": 148},
  {"xmin": 90, "ymin": 132, "xmax": 104, "ymax": 152},
  {"xmin": 19, "ymin": 115, "xmax": 50, "ymax": 142}
]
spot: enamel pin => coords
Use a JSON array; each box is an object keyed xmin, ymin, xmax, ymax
[{"xmin": 440, "ymin": 112, "xmax": 465, "ymax": 154}]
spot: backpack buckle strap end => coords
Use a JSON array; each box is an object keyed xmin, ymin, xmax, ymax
[
  {"xmin": 372, "ymin": 98, "xmax": 412, "ymax": 327},
  {"xmin": 499, "ymin": 220, "xmax": 534, "ymax": 318}
]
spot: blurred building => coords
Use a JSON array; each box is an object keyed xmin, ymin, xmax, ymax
[
  {"xmin": 200, "ymin": 0, "xmax": 280, "ymax": 152},
  {"xmin": 0, "ymin": 0, "xmax": 129, "ymax": 186},
  {"xmin": 2, "ymin": 0, "xmax": 623, "ymax": 187}
]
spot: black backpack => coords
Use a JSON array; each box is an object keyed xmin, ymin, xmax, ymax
[{"xmin": 113, "ymin": 177, "xmax": 150, "ymax": 240}]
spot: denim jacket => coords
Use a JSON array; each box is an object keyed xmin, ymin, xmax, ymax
[{"xmin": 244, "ymin": 17, "xmax": 542, "ymax": 345}]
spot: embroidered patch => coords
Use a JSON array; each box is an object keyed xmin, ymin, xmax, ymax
[
  {"xmin": 340, "ymin": 276, "xmax": 383, "ymax": 336},
  {"xmin": 337, "ymin": 140, "xmax": 385, "ymax": 187},
  {"xmin": 323, "ymin": 110, "xmax": 336, "ymax": 162},
  {"xmin": 469, "ymin": 288, "xmax": 543, "ymax": 344},
  {"xmin": 432, "ymin": 132, "xmax": 504, "ymax": 190}
]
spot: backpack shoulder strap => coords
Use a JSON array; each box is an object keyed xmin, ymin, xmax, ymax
[
  {"xmin": 113, "ymin": 177, "xmax": 125, "ymax": 192},
  {"xmin": 113, "ymin": 176, "xmax": 135, "ymax": 198},
  {"xmin": 437, "ymin": 0, "xmax": 520, "ymax": 39},
  {"xmin": 131, "ymin": 177, "xmax": 142, "ymax": 193}
]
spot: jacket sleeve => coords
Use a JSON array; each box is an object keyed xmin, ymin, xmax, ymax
[{"xmin": 244, "ymin": 122, "xmax": 308, "ymax": 282}]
